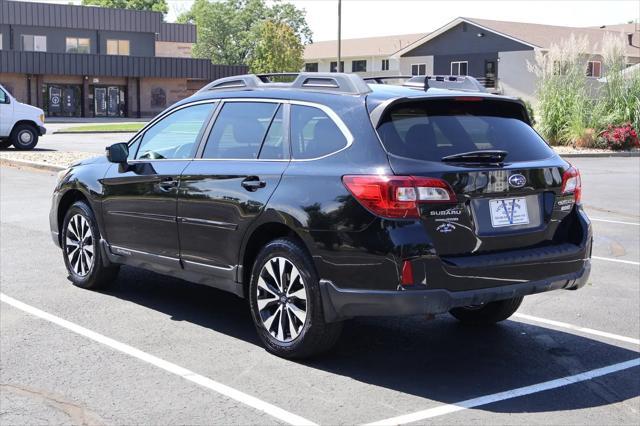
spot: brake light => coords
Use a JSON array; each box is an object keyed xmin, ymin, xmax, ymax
[
  {"xmin": 561, "ymin": 166, "xmax": 582, "ymax": 203},
  {"xmin": 454, "ymin": 97, "xmax": 483, "ymax": 102},
  {"xmin": 342, "ymin": 175, "xmax": 457, "ymax": 219}
]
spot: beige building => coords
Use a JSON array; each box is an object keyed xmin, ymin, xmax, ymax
[{"xmin": 303, "ymin": 33, "xmax": 427, "ymax": 76}]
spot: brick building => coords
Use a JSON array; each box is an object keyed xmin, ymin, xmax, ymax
[{"xmin": 0, "ymin": 0, "xmax": 246, "ymax": 117}]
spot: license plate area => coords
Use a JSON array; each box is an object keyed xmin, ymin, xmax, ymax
[{"xmin": 489, "ymin": 198, "xmax": 529, "ymax": 227}]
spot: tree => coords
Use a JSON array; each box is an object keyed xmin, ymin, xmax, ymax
[
  {"xmin": 179, "ymin": 0, "xmax": 311, "ymax": 67},
  {"xmin": 249, "ymin": 20, "xmax": 304, "ymax": 73},
  {"xmin": 81, "ymin": 0, "xmax": 168, "ymax": 14}
]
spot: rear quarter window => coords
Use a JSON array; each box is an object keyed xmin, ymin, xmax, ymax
[
  {"xmin": 290, "ymin": 105, "xmax": 348, "ymax": 160},
  {"xmin": 377, "ymin": 99, "xmax": 554, "ymax": 162}
]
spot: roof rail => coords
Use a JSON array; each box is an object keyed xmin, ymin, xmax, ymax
[
  {"xmin": 197, "ymin": 72, "xmax": 371, "ymax": 95},
  {"xmin": 363, "ymin": 76, "xmax": 413, "ymax": 84}
]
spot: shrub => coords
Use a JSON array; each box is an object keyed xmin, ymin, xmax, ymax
[
  {"xmin": 528, "ymin": 32, "xmax": 640, "ymax": 148},
  {"xmin": 527, "ymin": 34, "xmax": 591, "ymax": 145},
  {"xmin": 597, "ymin": 123, "xmax": 640, "ymax": 151}
]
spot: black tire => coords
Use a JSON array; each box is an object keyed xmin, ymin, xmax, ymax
[
  {"xmin": 249, "ymin": 238, "xmax": 342, "ymax": 359},
  {"xmin": 0, "ymin": 139, "xmax": 11, "ymax": 149},
  {"xmin": 10, "ymin": 124, "xmax": 39, "ymax": 150},
  {"xmin": 61, "ymin": 201, "xmax": 119, "ymax": 289},
  {"xmin": 449, "ymin": 296, "xmax": 523, "ymax": 325}
]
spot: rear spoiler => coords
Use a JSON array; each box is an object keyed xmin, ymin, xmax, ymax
[{"xmin": 368, "ymin": 95, "xmax": 532, "ymax": 128}]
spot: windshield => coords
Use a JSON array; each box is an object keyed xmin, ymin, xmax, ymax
[{"xmin": 376, "ymin": 99, "xmax": 554, "ymax": 162}]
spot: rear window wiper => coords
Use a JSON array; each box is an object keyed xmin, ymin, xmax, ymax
[{"xmin": 441, "ymin": 150, "xmax": 508, "ymax": 163}]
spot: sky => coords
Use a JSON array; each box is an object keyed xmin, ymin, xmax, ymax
[{"xmin": 21, "ymin": 0, "xmax": 640, "ymax": 42}]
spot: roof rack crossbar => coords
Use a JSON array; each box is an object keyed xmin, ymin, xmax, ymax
[{"xmin": 362, "ymin": 75, "xmax": 413, "ymax": 84}]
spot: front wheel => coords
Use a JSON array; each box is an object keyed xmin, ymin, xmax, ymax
[
  {"xmin": 449, "ymin": 296, "xmax": 523, "ymax": 325},
  {"xmin": 10, "ymin": 124, "xmax": 39, "ymax": 150},
  {"xmin": 249, "ymin": 238, "xmax": 342, "ymax": 359},
  {"xmin": 62, "ymin": 201, "xmax": 119, "ymax": 289}
]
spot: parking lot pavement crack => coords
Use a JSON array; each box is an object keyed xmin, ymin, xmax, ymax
[{"xmin": 0, "ymin": 383, "xmax": 105, "ymax": 426}]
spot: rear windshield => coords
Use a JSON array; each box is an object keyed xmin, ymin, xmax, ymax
[{"xmin": 376, "ymin": 99, "xmax": 554, "ymax": 162}]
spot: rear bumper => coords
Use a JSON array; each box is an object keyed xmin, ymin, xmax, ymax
[{"xmin": 320, "ymin": 261, "xmax": 590, "ymax": 322}]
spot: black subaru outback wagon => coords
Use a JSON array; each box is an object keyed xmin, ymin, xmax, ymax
[{"xmin": 50, "ymin": 73, "xmax": 592, "ymax": 358}]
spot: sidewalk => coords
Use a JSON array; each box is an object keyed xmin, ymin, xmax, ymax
[{"xmin": 45, "ymin": 117, "xmax": 150, "ymax": 124}]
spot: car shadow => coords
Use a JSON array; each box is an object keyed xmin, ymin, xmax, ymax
[{"xmin": 103, "ymin": 266, "xmax": 640, "ymax": 415}]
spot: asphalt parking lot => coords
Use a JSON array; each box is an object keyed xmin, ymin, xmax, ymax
[{"xmin": 1, "ymin": 157, "xmax": 638, "ymax": 425}]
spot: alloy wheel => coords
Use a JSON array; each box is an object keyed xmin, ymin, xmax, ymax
[
  {"xmin": 256, "ymin": 256, "xmax": 308, "ymax": 343},
  {"xmin": 65, "ymin": 214, "xmax": 94, "ymax": 277}
]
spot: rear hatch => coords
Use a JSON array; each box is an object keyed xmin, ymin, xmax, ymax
[{"xmin": 374, "ymin": 96, "xmax": 579, "ymax": 256}]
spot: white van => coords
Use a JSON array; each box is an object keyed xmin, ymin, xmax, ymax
[{"xmin": 0, "ymin": 84, "xmax": 47, "ymax": 150}]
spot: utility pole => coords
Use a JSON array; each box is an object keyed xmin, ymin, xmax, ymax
[{"xmin": 337, "ymin": 0, "xmax": 342, "ymax": 72}]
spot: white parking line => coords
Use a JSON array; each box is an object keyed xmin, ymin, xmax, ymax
[
  {"xmin": 592, "ymin": 256, "xmax": 640, "ymax": 266},
  {"xmin": 365, "ymin": 358, "xmax": 640, "ymax": 425},
  {"xmin": 0, "ymin": 293, "xmax": 317, "ymax": 426},
  {"xmin": 590, "ymin": 218, "xmax": 640, "ymax": 226},
  {"xmin": 512, "ymin": 313, "xmax": 640, "ymax": 346}
]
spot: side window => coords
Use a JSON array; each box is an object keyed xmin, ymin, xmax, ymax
[
  {"xmin": 290, "ymin": 105, "xmax": 347, "ymax": 160},
  {"xmin": 136, "ymin": 103, "xmax": 214, "ymax": 160},
  {"xmin": 0, "ymin": 88, "xmax": 7, "ymax": 104},
  {"xmin": 202, "ymin": 102, "xmax": 279, "ymax": 159},
  {"xmin": 259, "ymin": 106, "xmax": 287, "ymax": 160}
]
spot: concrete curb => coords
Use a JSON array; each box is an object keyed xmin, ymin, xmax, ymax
[
  {"xmin": 558, "ymin": 152, "xmax": 640, "ymax": 158},
  {"xmin": 53, "ymin": 130, "xmax": 139, "ymax": 134},
  {"xmin": 0, "ymin": 157, "xmax": 66, "ymax": 172}
]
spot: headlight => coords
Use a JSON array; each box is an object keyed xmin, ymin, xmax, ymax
[{"xmin": 40, "ymin": 114, "xmax": 45, "ymax": 123}]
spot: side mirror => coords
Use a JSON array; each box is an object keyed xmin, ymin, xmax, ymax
[{"xmin": 106, "ymin": 142, "xmax": 129, "ymax": 163}]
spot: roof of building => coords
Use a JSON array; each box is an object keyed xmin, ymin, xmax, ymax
[
  {"xmin": 465, "ymin": 17, "xmax": 640, "ymax": 55},
  {"xmin": 397, "ymin": 17, "xmax": 640, "ymax": 57},
  {"xmin": 304, "ymin": 33, "xmax": 427, "ymax": 60},
  {"xmin": 0, "ymin": 0, "xmax": 196, "ymax": 43}
]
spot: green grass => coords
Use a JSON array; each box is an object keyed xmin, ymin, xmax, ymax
[{"xmin": 59, "ymin": 123, "xmax": 146, "ymax": 133}]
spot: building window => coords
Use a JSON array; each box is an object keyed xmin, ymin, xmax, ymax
[
  {"xmin": 66, "ymin": 37, "xmax": 90, "ymax": 54},
  {"xmin": 304, "ymin": 63, "xmax": 319, "ymax": 72},
  {"xmin": 451, "ymin": 61, "xmax": 468, "ymax": 76},
  {"xmin": 0, "ymin": 33, "xmax": 3, "ymax": 50},
  {"xmin": 411, "ymin": 64, "xmax": 426, "ymax": 76},
  {"xmin": 151, "ymin": 87, "xmax": 167, "ymax": 109},
  {"xmin": 586, "ymin": 61, "xmax": 602, "ymax": 78},
  {"xmin": 22, "ymin": 35, "xmax": 47, "ymax": 52},
  {"xmin": 381, "ymin": 59, "xmax": 390, "ymax": 71},
  {"xmin": 107, "ymin": 39, "xmax": 130, "ymax": 56},
  {"xmin": 352, "ymin": 60, "xmax": 367, "ymax": 73},
  {"xmin": 330, "ymin": 61, "xmax": 344, "ymax": 72}
]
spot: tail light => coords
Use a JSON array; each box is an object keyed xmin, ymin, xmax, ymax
[
  {"xmin": 342, "ymin": 175, "xmax": 457, "ymax": 219},
  {"xmin": 561, "ymin": 166, "xmax": 582, "ymax": 204}
]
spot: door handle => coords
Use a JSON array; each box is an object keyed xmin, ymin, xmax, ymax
[
  {"xmin": 158, "ymin": 177, "xmax": 178, "ymax": 191},
  {"xmin": 241, "ymin": 176, "xmax": 266, "ymax": 192}
]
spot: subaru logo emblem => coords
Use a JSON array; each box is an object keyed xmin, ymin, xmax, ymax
[{"xmin": 508, "ymin": 174, "xmax": 526, "ymax": 188}]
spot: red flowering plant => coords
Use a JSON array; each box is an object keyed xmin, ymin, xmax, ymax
[{"xmin": 597, "ymin": 123, "xmax": 640, "ymax": 151}]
